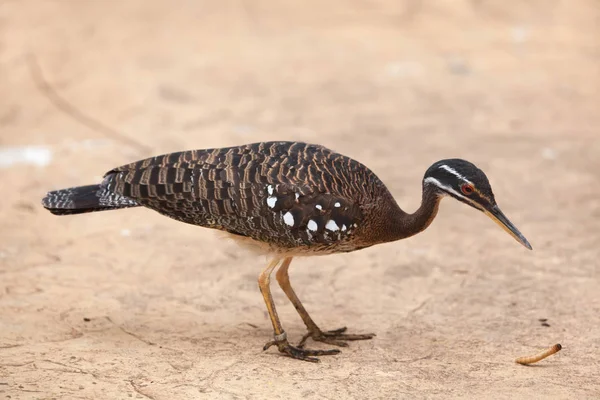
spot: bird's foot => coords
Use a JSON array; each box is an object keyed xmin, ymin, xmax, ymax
[
  {"xmin": 263, "ymin": 332, "xmax": 340, "ymax": 363},
  {"xmin": 298, "ymin": 326, "xmax": 376, "ymax": 348}
]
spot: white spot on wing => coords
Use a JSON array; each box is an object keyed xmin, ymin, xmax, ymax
[
  {"xmin": 267, "ymin": 185, "xmax": 274, "ymax": 195},
  {"xmin": 315, "ymin": 204, "xmax": 322, "ymax": 210},
  {"xmin": 325, "ymin": 220, "xmax": 339, "ymax": 231},
  {"xmin": 295, "ymin": 192, "xmax": 300, "ymax": 200},
  {"xmin": 283, "ymin": 212, "xmax": 294, "ymax": 227},
  {"xmin": 307, "ymin": 220, "xmax": 318, "ymax": 231},
  {"xmin": 267, "ymin": 196, "xmax": 277, "ymax": 208},
  {"xmin": 341, "ymin": 224, "xmax": 347, "ymax": 231},
  {"xmin": 334, "ymin": 202, "xmax": 341, "ymax": 208}
]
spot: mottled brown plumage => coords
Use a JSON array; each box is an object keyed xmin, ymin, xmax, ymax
[{"xmin": 42, "ymin": 141, "xmax": 531, "ymax": 362}]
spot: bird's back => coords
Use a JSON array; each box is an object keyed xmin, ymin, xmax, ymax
[{"xmin": 103, "ymin": 141, "xmax": 396, "ymax": 254}]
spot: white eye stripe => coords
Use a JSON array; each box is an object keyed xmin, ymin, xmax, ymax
[
  {"xmin": 425, "ymin": 177, "xmax": 475, "ymax": 205},
  {"xmin": 439, "ymin": 165, "xmax": 473, "ymax": 185},
  {"xmin": 424, "ymin": 177, "xmax": 460, "ymax": 197}
]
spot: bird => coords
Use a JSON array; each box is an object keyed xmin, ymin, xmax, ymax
[{"xmin": 42, "ymin": 141, "xmax": 532, "ymax": 362}]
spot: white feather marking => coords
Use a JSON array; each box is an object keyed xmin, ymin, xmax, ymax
[
  {"xmin": 267, "ymin": 185, "xmax": 274, "ymax": 195},
  {"xmin": 307, "ymin": 220, "xmax": 318, "ymax": 231},
  {"xmin": 283, "ymin": 212, "xmax": 294, "ymax": 227},
  {"xmin": 439, "ymin": 165, "xmax": 473, "ymax": 184},
  {"xmin": 295, "ymin": 192, "xmax": 300, "ymax": 200},
  {"xmin": 424, "ymin": 177, "xmax": 481, "ymax": 210},
  {"xmin": 325, "ymin": 220, "xmax": 339, "ymax": 231},
  {"xmin": 334, "ymin": 202, "xmax": 341, "ymax": 207},
  {"xmin": 267, "ymin": 196, "xmax": 277, "ymax": 208},
  {"xmin": 315, "ymin": 204, "xmax": 322, "ymax": 210},
  {"xmin": 341, "ymin": 224, "xmax": 347, "ymax": 231},
  {"xmin": 424, "ymin": 177, "xmax": 463, "ymax": 197}
]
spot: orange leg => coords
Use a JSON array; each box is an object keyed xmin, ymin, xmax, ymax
[
  {"xmin": 259, "ymin": 258, "xmax": 339, "ymax": 362},
  {"xmin": 275, "ymin": 256, "xmax": 375, "ymax": 348}
]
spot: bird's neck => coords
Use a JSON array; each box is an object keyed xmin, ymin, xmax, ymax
[{"xmin": 387, "ymin": 184, "xmax": 442, "ymax": 241}]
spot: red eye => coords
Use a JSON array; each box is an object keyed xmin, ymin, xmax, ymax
[{"xmin": 461, "ymin": 184, "xmax": 474, "ymax": 195}]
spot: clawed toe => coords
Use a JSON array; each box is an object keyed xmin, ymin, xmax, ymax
[
  {"xmin": 264, "ymin": 334, "xmax": 340, "ymax": 363},
  {"xmin": 298, "ymin": 327, "xmax": 376, "ymax": 348},
  {"xmin": 326, "ymin": 326, "xmax": 349, "ymax": 335}
]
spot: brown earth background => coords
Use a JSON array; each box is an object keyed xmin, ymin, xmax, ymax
[{"xmin": 1, "ymin": 1, "xmax": 599, "ymax": 399}]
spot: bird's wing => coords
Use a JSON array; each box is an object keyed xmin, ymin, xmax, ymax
[{"xmin": 102, "ymin": 142, "xmax": 367, "ymax": 246}]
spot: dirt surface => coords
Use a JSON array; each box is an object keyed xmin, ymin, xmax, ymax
[{"xmin": 1, "ymin": 1, "xmax": 599, "ymax": 399}]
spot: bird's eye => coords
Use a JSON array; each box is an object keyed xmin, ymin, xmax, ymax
[{"xmin": 461, "ymin": 184, "xmax": 474, "ymax": 195}]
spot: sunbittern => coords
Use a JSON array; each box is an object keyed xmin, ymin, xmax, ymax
[{"xmin": 42, "ymin": 141, "xmax": 531, "ymax": 362}]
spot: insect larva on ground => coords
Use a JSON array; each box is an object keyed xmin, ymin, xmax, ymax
[{"xmin": 515, "ymin": 344, "xmax": 562, "ymax": 365}]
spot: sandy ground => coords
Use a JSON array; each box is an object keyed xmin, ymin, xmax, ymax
[{"xmin": 1, "ymin": 1, "xmax": 599, "ymax": 399}]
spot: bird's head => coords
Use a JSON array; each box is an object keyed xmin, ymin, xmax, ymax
[{"xmin": 424, "ymin": 159, "xmax": 532, "ymax": 250}]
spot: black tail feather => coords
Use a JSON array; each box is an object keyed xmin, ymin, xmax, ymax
[{"xmin": 42, "ymin": 184, "xmax": 138, "ymax": 215}]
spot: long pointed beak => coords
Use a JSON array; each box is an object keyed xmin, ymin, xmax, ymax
[{"xmin": 483, "ymin": 206, "xmax": 532, "ymax": 250}]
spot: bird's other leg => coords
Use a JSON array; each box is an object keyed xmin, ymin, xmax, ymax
[
  {"xmin": 259, "ymin": 258, "xmax": 339, "ymax": 362},
  {"xmin": 275, "ymin": 257, "xmax": 375, "ymax": 349}
]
